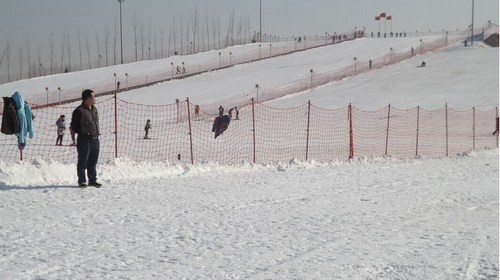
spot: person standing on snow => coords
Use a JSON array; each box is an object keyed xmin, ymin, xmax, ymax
[
  {"xmin": 55, "ymin": 115, "xmax": 66, "ymax": 146},
  {"xmin": 71, "ymin": 89, "xmax": 101, "ymax": 188},
  {"xmin": 144, "ymin": 119, "xmax": 152, "ymax": 139}
]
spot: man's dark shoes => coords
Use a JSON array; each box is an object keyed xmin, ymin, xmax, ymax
[
  {"xmin": 78, "ymin": 182, "xmax": 88, "ymax": 188},
  {"xmin": 88, "ymin": 182, "xmax": 102, "ymax": 188}
]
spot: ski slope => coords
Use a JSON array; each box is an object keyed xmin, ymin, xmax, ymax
[
  {"xmin": 267, "ymin": 43, "xmax": 499, "ymax": 110},
  {"xmin": 0, "ymin": 32, "xmax": 498, "ymax": 279}
]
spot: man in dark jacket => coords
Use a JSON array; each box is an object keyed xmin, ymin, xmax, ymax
[{"xmin": 71, "ymin": 89, "xmax": 101, "ymax": 188}]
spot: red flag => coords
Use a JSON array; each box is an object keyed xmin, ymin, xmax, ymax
[
  {"xmin": 375, "ymin": 16, "xmax": 380, "ymax": 21},
  {"xmin": 380, "ymin": 13, "xmax": 386, "ymax": 18},
  {"xmin": 387, "ymin": 16, "xmax": 392, "ymax": 20}
]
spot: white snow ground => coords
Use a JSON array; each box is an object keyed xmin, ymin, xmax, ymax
[
  {"xmin": 0, "ymin": 34, "xmax": 498, "ymax": 279},
  {"xmin": 0, "ymin": 150, "xmax": 498, "ymax": 279}
]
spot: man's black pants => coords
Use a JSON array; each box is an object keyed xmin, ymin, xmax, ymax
[{"xmin": 77, "ymin": 136, "xmax": 100, "ymax": 184}]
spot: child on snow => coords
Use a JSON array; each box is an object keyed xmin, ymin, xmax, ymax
[
  {"xmin": 144, "ymin": 119, "xmax": 152, "ymax": 139},
  {"xmin": 56, "ymin": 115, "xmax": 66, "ymax": 146},
  {"xmin": 195, "ymin": 105, "xmax": 200, "ymax": 118}
]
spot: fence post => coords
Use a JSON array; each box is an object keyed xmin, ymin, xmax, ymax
[
  {"xmin": 473, "ymin": 107, "xmax": 476, "ymax": 150},
  {"xmin": 385, "ymin": 104, "xmax": 391, "ymax": 156},
  {"xmin": 186, "ymin": 98, "xmax": 194, "ymax": 164},
  {"xmin": 349, "ymin": 103, "xmax": 354, "ymax": 159},
  {"xmin": 252, "ymin": 98, "xmax": 256, "ymax": 163},
  {"xmin": 306, "ymin": 100, "xmax": 311, "ymax": 161},
  {"xmin": 496, "ymin": 107, "xmax": 499, "ymax": 148},
  {"xmin": 114, "ymin": 91, "xmax": 118, "ymax": 158},
  {"xmin": 445, "ymin": 103, "xmax": 448, "ymax": 156},
  {"xmin": 416, "ymin": 106, "xmax": 420, "ymax": 156}
]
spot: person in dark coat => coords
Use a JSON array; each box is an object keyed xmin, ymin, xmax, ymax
[
  {"xmin": 212, "ymin": 108, "xmax": 233, "ymax": 139},
  {"xmin": 71, "ymin": 89, "xmax": 101, "ymax": 188},
  {"xmin": 218, "ymin": 105, "xmax": 224, "ymax": 117}
]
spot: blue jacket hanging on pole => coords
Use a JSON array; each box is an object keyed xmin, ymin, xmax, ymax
[{"xmin": 12, "ymin": 91, "xmax": 34, "ymax": 149}]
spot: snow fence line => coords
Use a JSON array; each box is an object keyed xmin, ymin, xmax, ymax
[{"xmin": 0, "ymin": 98, "xmax": 498, "ymax": 164}]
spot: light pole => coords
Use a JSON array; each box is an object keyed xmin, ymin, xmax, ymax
[
  {"xmin": 114, "ymin": 73, "xmax": 117, "ymax": 90},
  {"xmin": 390, "ymin": 47, "xmax": 393, "ymax": 64},
  {"xmin": 182, "ymin": 62, "xmax": 185, "ymax": 75},
  {"xmin": 471, "ymin": 0, "xmax": 475, "ymax": 45},
  {"xmin": 219, "ymin": 52, "xmax": 222, "ymax": 67},
  {"xmin": 39, "ymin": 63, "xmax": 42, "ymax": 77},
  {"xmin": 125, "ymin": 73, "xmax": 128, "ymax": 88},
  {"xmin": 171, "ymin": 62, "xmax": 173, "ymax": 78},
  {"xmin": 353, "ymin": 57, "xmax": 357, "ymax": 75},
  {"xmin": 310, "ymin": 69, "xmax": 313, "ymax": 88},
  {"xmin": 325, "ymin": 32, "xmax": 328, "ymax": 45},
  {"xmin": 255, "ymin": 83, "xmax": 260, "ymax": 102},
  {"xmin": 259, "ymin": 44, "xmax": 261, "ymax": 59},
  {"xmin": 190, "ymin": 42, "xmax": 192, "ymax": 54},
  {"xmin": 420, "ymin": 39, "xmax": 423, "ymax": 54},
  {"xmin": 58, "ymin": 87, "xmax": 62, "ymax": 105},
  {"xmin": 118, "ymin": 0, "xmax": 124, "ymax": 64},
  {"xmin": 45, "ymin": 87, "xmax": 49, "ymax": 104},
  {"xmin": 229, "ymin": 52, "xmax": 232, "ymax": 66},
  {"xmin": 269, "ymin": 44, "xmax": 271, "ymax": 57}
]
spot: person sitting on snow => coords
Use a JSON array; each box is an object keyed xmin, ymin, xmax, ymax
[{"xmin": 212, "ymin": 108, "xmax": 233, "ymax": 139}]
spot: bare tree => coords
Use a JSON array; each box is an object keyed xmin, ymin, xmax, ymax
[
  {"xmin": 140, "ymin": 20, "xmax": 145, "ymax": 60},
  {"xmin": 218, "ymin": 14, "xmax": 221, "ymax": 49},
  {"xmin": 113, "ymin": 16, "xmax": 118, "ymax": 65},
  {"xmin": 205, "ymin": 13, "xmax": 210, "ymax": 51},
  {"xmin": 226, "ymin": 9, "xmax": 235, "ymax": 47},
  {"xmin": 133, "ymin": 13, "xmax": 139, "ymax": 61},
  {"xmin": 191, "ymin": 4, "xmax": 198, "ymax": 53},
  {"xmin": 180, "ymin": 19, "xmax": 183, "ymax": 55},
  {"xmin": 185, "ymin": 19, "xmax": 190, "ymax": 55},
  {"xmin": 85, "ymin": 32, "xmax": 92, "ymax": 69},
  {"xmin": 0, "ymin": 43, "xmax": 8, "ymax": 72},
  {"xmin": 6, "ymin": 41, "xmax": 10, "ymax": 82},
  {"xmin": 26, "ymin": 39, "xmax": 31, "ymax": 78},
  {"xmin": 95, "ymin": 30, "xmax": 101, "ymax": 68},
  {"xmin": 168, "ymin": 27, "xmax": 172, "ymax": 57},
  {"xmin": 154, "ymin": 28, "xmax": 157, "ymax": 59},
  {"xmin": 172, "ymin": 16, "xmax": 177, "ymax": 55},
  {"xmin": 66, "ymin": 30, "xmax": 72, "ymax": 72},
  {"xmin": 105, "ymin": 23, "xmax": 110, "ymax": 67},
  {"xmin": 147, "ymin": 22, "xmax": 152, "ymax": 60},
  {"xmin": 78, "ymin": 28, "xmax": 83, "ymax": 70},
  {"xmin": 237, "ymin": 14, "xmax": 243, "ymax": 44},
  {"xmin": 160, "ymin": 28, "xmax": 164, "ymax": 58},
  {"xmin": 201, "ymin": 23, "xmax": 205, "ymax": 52},
  {"xmin": 60, "ymin": 32, "xmax": 67, "ymax": 72},
  {"xmin": 211, "ymin": 14, "xmax": 217, "ymax": 50},
  {"xmin": 18, "ymin": 46, "xmax": 24, "ymax": 80},
  {"xmin": 48, "ymin": 32, "xmax": 55, "ymax": 74}
]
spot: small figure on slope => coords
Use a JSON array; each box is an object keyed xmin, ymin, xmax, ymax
[
  {"xmin": 56, "ymin": 115, "xmax": 66, "ymax": 146},
  {"xmin": 144, "ymin": 119, "xmax": 152, "ymax": 139}
]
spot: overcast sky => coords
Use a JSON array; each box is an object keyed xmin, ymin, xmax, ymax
[{"xmin": 0, "ymin": 0, "xmax": 498, "ymax": 80}]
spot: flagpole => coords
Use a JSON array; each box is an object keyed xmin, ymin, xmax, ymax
[{"xmin": 385, "ymin": 18, "xmax": 387, "ymax": 35}]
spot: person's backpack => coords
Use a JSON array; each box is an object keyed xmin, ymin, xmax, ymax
[{"xmin": 1, "ymin": 97, "xmax": 20, "ymax": 135}]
